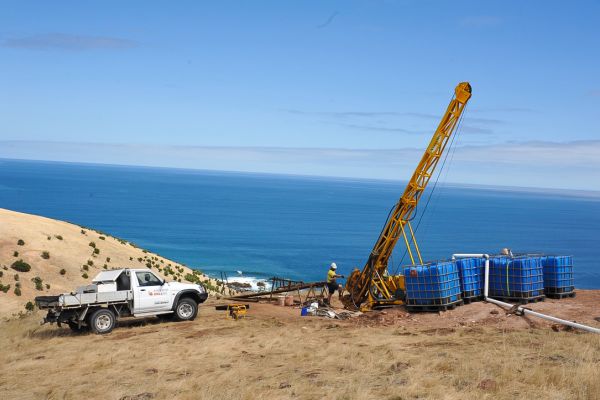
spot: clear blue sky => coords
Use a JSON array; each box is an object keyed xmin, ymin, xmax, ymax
[{"xmin": 1, "ymin": 1, "xmax": 599, "ymax": 190}]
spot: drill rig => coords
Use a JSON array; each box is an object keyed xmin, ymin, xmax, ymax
[{"xmin": 344, "ymin": 82, "xmax": 472, "ymax": 311}]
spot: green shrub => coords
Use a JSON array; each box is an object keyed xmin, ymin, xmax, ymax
[
  {"xmin": 83, "ymin": 264, "xmax": 89, "ymax": 271},
  {"xmin": 137, "ymin": 257, "xmax": 143, "ymax": 262},
  {"xmin": 25, "ymin": 302, "xmax": 34, "ymax": 311},
  {"xmin": 99, "ymin": 236, "xmax": 106, "ymax": 240},
  {"xmin": 87, "ymin": 260, "xmax": 93, "ymax": 266},
  {"xmin": 47, "ymin": 236, "xmax": 51, "ymax": 240},
  {"xmin": 59, "ymin": 269, "xmax": 66, "ymax": 275},
  {"xmin": 11, "ymin": 260, "xmax": 31, "ymax": 272},
  {"xmin": 14, "ymin": 274, "xmax": 19, "ymax": 281},
  {"xmin": 93, "ymin": 248, "xmax": 100, "ymax": 255},
  {"xmin": 0, "ymin": 271, "xmax": 3, "ymax": 278},
  {"xmin": 201, "ymin": 281, "xmax": 217, "ymax": 292},
  {"xmin": 146, "ymin": 262, "xmax": 152, "ymax": 269},
  {"xmin": 31, "ymin": 276, "xmax": 43, "ymax": 291},
  {"xmin": 89, "ymin": 241, "xmax": 96, "ymax": 248},
  {"xmin": 82, "ymin": 273, "xmax": 88, "ymax": 279},
  {"xmin": 45, "ymin": 283, "xmax": 50, "ymax": 290},
  {"xmin": 81, "ymin": 229, "xmax": 86, "ymax": 235},
  {"xmin": 0, "ymin": 283, "xmax": 10, "ymax": 293},
  {"xmin": 106, "ymin": 257, "xmax": 111, "ymax": 263},
  {"xmin": 13, "ymin": 251, "xmax": 18, "ymax": 257},
  {"xmin": 14, "ymin": 286, "xmax": 21, "ymax": 296},
  {"xmin": 17, "ymin": 239, "xmax": 25, "ymax": 246},
  {"xmin": 103, "ymin": 264, "xmax": 108, "ymax": 269},
  {"xmin": 16, "ymin": 282, "xmax": 21, "ymax": 288},
  {"xmin": 41, "ymin": 251, "xmax": 50, "ymax": 259},
  {"xmin": 129, "ymin": 257, "xmax": 133, "ymax": 261},
  {"xmin": 55, "ymin": 235, "xmax": 63, "ymax": 240},
  {"xmin": 184, "ymin": 273, "xmax": 201, "ymax": 284}
]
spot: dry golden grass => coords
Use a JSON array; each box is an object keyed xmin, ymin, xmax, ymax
[{"xmin": 1, "ymin": 303, "xmax": 599, "ymax": 400}]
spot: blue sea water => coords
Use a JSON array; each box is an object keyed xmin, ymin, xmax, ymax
[{"xmin": 1, "ymin": 158, "xmax": 599, "ymax": 289}]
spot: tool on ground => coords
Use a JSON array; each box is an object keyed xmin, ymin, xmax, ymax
[{"xmin": 215, "ymin": 303, "xmax": 250, "ymax": 320}]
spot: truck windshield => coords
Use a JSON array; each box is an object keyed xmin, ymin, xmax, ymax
[{"xmin": 135, "ymin": 272, "xmax": 163, "ymax": 287}]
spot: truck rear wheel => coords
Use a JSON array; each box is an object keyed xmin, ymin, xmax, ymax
[
  {"xmin": 89, "ymin": 309, "xmax": 116, "ymax": 334},
  {"xmin": 175, "ymin": 298, "xmax": 198, "ymax": 321},
  {"xmin": 68, "ymin": 321, "xmax": 87, "ymax": 333}
]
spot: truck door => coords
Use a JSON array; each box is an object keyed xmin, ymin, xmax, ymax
[{"xmin": 133, "ymin": 271, "xmax": 170, "ymax": 313}]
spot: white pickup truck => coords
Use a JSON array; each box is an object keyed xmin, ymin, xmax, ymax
[{"xmin": 35, "ymin": 268, "xmax": 208, "ymax": 334}]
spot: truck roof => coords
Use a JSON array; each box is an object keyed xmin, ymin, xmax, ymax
[{"xmin": 92, "ymin": 268, "xmax": 151, "ymax": 283}]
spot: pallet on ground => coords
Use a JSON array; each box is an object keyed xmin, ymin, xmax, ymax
[
  {"xmin": 489, "ymin": 295, "xmax": 545, "ymax": 305},
  {"xmin": 462, "ymin": 295, "xmax": 484, "ymax": 304},
  {"xmin": 405, "ymin": 299, "xmax": 464, "ymax": 312},
  {"xmin": 545, "ymin": 291, "xmax": 576, "ymax": 299}
]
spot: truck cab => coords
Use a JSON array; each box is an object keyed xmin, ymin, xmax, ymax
[{"xmin": 35, "ymin": 268, "xmax": 208, "ymax": 334}]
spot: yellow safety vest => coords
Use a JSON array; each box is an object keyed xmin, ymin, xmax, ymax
[{"xmin": 327, "ymin": 269, "xmax": 336, "ymax": 283}]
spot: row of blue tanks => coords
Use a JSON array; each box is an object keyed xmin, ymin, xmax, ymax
[{"xmin": 402, "ymin": 255, "xmax": 575, "ymax": 308}]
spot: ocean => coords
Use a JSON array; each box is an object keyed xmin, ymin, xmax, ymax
[{"xmin": 1, "ymin": 158, "xmax": 599, "ymax": 289}]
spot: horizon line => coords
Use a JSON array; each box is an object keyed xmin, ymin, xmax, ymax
[{"xmin": 2, "ymin": 156, "xmax": 600, "ymax": 199}]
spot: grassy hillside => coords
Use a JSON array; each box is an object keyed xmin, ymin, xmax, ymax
[
  {"xmin": 0, "ymin": 208, "xmax": 220, "ymax": 318},
  {"xmin": 1, "ymin": 303, "xmax": 599, "ymax": 400}
]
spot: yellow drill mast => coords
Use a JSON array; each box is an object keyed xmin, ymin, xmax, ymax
[{"xmin": 344, "ymin": 82, "xmax": 472, "ymax": 310}]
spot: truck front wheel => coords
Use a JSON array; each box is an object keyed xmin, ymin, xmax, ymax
[
  {"xmin": 175, "ymin": 298, "xmax": 198, "ymax": 321},
  {"xmin": 89, "ymin": 309, "xmax": 116, "ymax": 334}
]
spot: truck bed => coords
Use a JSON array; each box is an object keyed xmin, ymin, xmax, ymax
[{"xmin": 36, "ymin": 290, "xmax": 133, "ymax": 309}]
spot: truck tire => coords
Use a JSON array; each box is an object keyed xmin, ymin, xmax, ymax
[
  {"xmin": 67, "ymin": 321, "xmax": 87, "ymax": 333},
  {"xmin": 174, "ymin": 298, "xmax": 198, "ymax": 321},
  {"xmin": 89, "ymin": 309, "xmax": 116, "ymax": 334}
]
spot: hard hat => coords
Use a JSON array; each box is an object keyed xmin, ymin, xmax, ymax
[{"xmin": 330, "ymin": 263, "xmax": 337, "ymax": 269}]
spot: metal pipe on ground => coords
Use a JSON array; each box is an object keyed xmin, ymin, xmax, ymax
[
  {"xmin": 452, "ymin": 253, "xmax": 600, "ymax": 335},
  {"xmin": 227, "ymin": 281, "xmax": 327, "ymax": 299}
]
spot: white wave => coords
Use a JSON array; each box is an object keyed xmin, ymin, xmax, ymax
[{"xmin": 227, "ymin": 276, "xmax": 272, "ymax": 291}]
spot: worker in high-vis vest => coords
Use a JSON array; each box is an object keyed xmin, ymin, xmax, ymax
[{"xmin": 326, "ymin": 263, "xmax": 344, "ymax": 305}]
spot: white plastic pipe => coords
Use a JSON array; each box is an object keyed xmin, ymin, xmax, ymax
[
  {"xmin": 451, "ymin": 253, "xmax": 600, "ymax": 335},
  {"xmin": 485, "ymin": 297, "xmax": 600, "ymax": 334}
]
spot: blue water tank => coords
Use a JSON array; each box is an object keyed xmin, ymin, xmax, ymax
[
  {"xmin": 489, "ymin": 256, "xmax": 544, "ymax": 299},
  {"xmin": 404, "ymin": 261, "xmax": 461, "ymax": 306},
  {"xmin": 542, "ymin": 255, "xmax": 574, "ymax": 295},
  {"xmin": 456, "ymin": 257, "xmax": 484, "ymax": 298}
]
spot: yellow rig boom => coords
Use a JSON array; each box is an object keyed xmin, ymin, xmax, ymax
[{"xmin": 344, "ymin": 82, "xmax": 472, "ymax": 310}]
